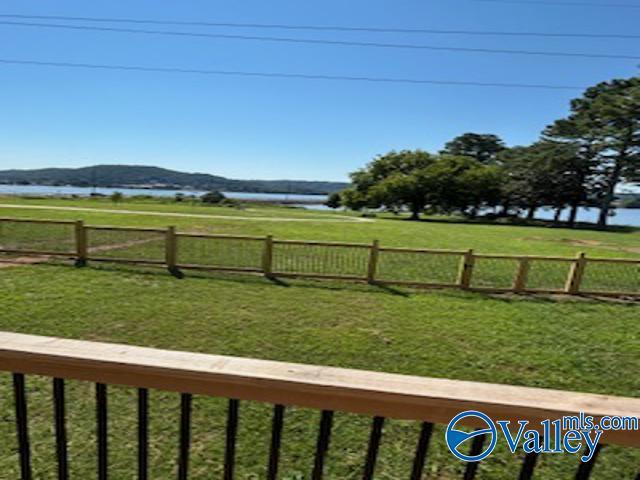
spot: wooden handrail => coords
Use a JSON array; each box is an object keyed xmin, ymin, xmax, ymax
[{"xmin": 0, "ymin": 332, "xmax": 638, "ymax": 447}]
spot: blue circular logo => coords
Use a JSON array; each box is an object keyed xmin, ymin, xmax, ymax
[{"xmin": 445, "ymin": 410, "xmax": 497, "ymax": 462}]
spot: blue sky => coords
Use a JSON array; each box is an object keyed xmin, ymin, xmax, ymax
[{"xmin": 0, "ymin": 0, "xmax": 638, "ymax": 182}]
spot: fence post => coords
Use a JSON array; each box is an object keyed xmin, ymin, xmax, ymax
[
  {"xmin": 458, "ymin": 249, "xmax": 475, "ymax": 289},
  {"xmin": 565, "ymin": 252, "xmax": 587, "ymax": 295},
  {"xmin": 165, "ymin": 226, "xmax": 180, "ymax": 277},
  {"xmin": 513, "ymin": 258, "xmax": 531, "ymax": 293},
  {"xmin": 262, "ymin": 235, "xmax": 274, "ymax": 278},
  {"xmin": 74, "ymin": 220, "xmax": 87, "ymax": 267},
  {"xmin": 367, "ymin": 240, "xmax": 380, "ymax": 284}
]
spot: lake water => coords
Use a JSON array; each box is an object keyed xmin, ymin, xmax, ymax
[
  {"xmin": 0, "ymin": 184, "xmax": 328, "ymax": 203},
  {"xmin": 0, "ymin": 184, "xmax": 638, "ymax": 227},
  {"xmin": 303, "ymin": 205, "xmax": 640, "ymax": 227},
  {"xmin": 529, "ymin": 206, "xmax": 640, "ymax": 228}
]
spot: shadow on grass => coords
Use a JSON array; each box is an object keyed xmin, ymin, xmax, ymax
[
  {"xmin": 478, "ymin": 291, "xmax": 638, "ymax": 307},
  {"xmin": 267, "ymin": 275, "xmax": 408, "ymax": 297},
  {"xmin": 371, "ymin": 282, "xmax": 410, "ymax": 297},
  {"xmin": 266, "ymin": 276, "xmax": 290, "ymax": 287},
  {"xmin": 34, "ymin": 258, "xmax": 637, "ymax": 306},
  {"xmin": 383, "ymin": 215, "xmax": 638, "ymax": 234}
]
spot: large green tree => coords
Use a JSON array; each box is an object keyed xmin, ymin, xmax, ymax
[
  {"xmin": 345, "ymin": 151, "xmax": 501, "ymax": 219},
  {"xmin": 417, "ymin": 155, "xmax": 502, "ymax": 217},
  {"xmin": 501, "ymin": 141, "xmax": 590, "ymax": 226},
  {"xmin": 348, "ymin": 150, "xmax": 435, "ymax": 219},
  {"xmin": 545, "ymin": 77, "xmax": 639, "ymax": 227},
  {"xmin": 440, "ymin": 133, "xmax": 506, "ymax": 164},
  {"xmin": 499, "ymin": 146, "xmax": 543, "ymax": 219}
]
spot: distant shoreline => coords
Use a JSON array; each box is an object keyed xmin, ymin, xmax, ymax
[
  {"xmin": 0, "ymin": 183, "xmax": 335, "ymax": 197},
  {"xmin": 0, "ymin": 165, "xmax": 349, "ymax": 196},
  {"xmin": 0, "ymin": 184, "xmax": 329, "ymax": 205}
]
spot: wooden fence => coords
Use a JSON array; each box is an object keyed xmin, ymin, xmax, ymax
[
  {"xmin": 0, "ymin": 217, "xmax": 638, "ymax": 297},
  {"xmin": 0, "ymin": 332, "xmax": 638, "ymax": 479}
]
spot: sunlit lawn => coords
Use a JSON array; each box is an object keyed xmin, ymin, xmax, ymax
[{"xmin": 0, "ymin": 197, "xmax": 638, "ymax": 478}]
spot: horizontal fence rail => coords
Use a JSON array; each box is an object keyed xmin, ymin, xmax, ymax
[
  {"xmin": 0, "ymin": 217, "xmax": 638, "ymax": 297},
  {"xmin": 0, "ymin": 332, "xmax": 639, "ymax": 480}
]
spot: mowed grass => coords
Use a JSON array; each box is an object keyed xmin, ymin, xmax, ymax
[
  {"xmin": 1, "ymin": 195, "xmax": 640, "ymax": 258},
  {"xmin": 0, "ymin": 197, "xmax": 638, "ymax": 479},
  {"xmin": 0, "ymin": 266, "xmax": 638, "ymax": 479},
  {"xmin": 1, "ymin": 196, "xmax": 638, "ymax": 294}
]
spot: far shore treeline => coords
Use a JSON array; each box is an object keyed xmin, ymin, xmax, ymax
[
  {"xmin": 329, "ymin": 77, "xmax": 639, "ymax": 228},
  {"xmin": 0, "ymin": 165, "xmax": 348, "ymax": 196}
]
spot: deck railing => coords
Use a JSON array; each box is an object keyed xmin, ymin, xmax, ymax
[
  {"xmin": 0, "ymin": 332, "xmax": 638, "ymax": 479},
  {"xmin": 0, "ymin": 217, "xmax": 638, "ymax": 297}
]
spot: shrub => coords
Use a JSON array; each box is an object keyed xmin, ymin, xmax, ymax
[
  {"xmin": 110, "ymin": 191, "xmax": 124, "ymax": 204},
  {"xmin": 325, "ymin": 192, "xmax": 342, "ymax": 209},
  {"xmin": 201, "ymin": 191, "xmax": 226, "ymax": 205},
  {"xmin": 219, "ymin": 198, "xmax": 241, "ymax": 208}
]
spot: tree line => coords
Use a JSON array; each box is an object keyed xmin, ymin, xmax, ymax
[{"xmin": 327, "ymin": 77, "xmax": 639, "ymax": 228}]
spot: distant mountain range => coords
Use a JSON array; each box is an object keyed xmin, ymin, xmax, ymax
[{"xmin": 0, "ymin": 165, "xmax": 349, "ymax": 195}]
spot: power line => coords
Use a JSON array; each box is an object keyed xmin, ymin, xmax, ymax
[
  {"xmin": 472, "ymin": 0, "xmax": 640, "ymax": 7},
  {"xmin": 0, "ymin": 13, "xmax": 638, "ymax": 40},
  {"xmin": 0, "ymin": 58, "xmax": 586, "ymax": 90},
  {"xmin": 2, "ymin": 21, "xmax": 639, "ymax": 61}
]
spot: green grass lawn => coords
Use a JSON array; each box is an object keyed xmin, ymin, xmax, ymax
[
  {"xmin": 0, "ymin": 197, "xmax": 638, "ymax": 479},
  {"xmin": 1, "ymin": 195, "xmax": 639, "ymax": 257}
]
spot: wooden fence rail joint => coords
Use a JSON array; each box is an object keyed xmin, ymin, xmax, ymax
[
  {"xmin": 565, "ymin": 252, "xmax": 587, "ymax": 295},
  {"xmin": 74, "ymin": 220, "xmax": 87, "ymax": 268},
  {"xmin": 367, "ymin": 240, "xmax": 380, "ymax": 284},
  {"xmin": 458, "ymin": 249, "xmax": 475, "ymax": 289},
  {"xmin": 263, "ymin": 235, "xmax": 274, "ymax": 279},
  {"xmin": 513, "ymin": 258, "xmax": 531, "ymax": 293},
  {"xmin": 165, "ymin": 226, "xmax": 183, "ymax": 278}
]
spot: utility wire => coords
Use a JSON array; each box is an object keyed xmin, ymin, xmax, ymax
[
  {"xmin": 472, "ymin": 0, "xmax": 640, "ymax": 7},
  {"xmin": 2, "ymin": 21, "xmax": 639, "ymax": 60},
  {"xmin": 0, "ymin": 58, "xmax": 585, "ymax": 90},
  {"xmin": 0, "ymin": 13, "xmax": 638, "ymax": 40}
]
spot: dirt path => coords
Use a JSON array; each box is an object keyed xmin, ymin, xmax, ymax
[
  {"xmin": 0, "ymin": 204, "xmax": 373, "ymax": 223},
  {"xmin": 0, "ymin": 256, "xmax": 51, "ymax": 268},
  {"xmin": 88, "ymin": 237, "xmax": 159, "ymax": 253},
  {"xmin": 0, "ymin": 237, "xmax": 160, "ymax": 268}
]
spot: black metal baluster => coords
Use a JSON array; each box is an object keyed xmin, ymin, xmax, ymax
[
  {"xmin": 13, "ymin": 373, "xmax": 32, "ymax": 480},
  {"xmin": 267, "ymin": 404, "xmax": 285, "ymax": 480},
  {"xmin": 96, "ymin": 383, "xmax": 108, "ymax": 480},
  {"xmin": 463, "ymin": 433, "xmax": 485, "ymax": 480},
  {"xmin": 53, "ymin": 378, "xmax": 69, "ymax": 480},
  {"xmin": 224, "ymin": 399, "xmax": 240, "ymax": 480},
  {"xmin": 177, "ymin": 393, "xmax": 192, "ymax": 480},
  {"xmin": 311, "ymin": 410, "xmax": 334, "ymax": 480},
  {"xmin": 518, "ymin": 451, "xmax": 539, "ymax": 480},
  {"xmin": 138, "ymin": 389, "xmax": 149, "ymax": 480},
  {"xmin": 410, "ymin": 422, "xmax": 433, "ymax": 480},
  {"xmin": 575, "ymin": 444, "xmax": 603, "ymax": 480},
  {"xmin": 362, "ymin": 416, "xmax": 384, "ymax": 480}
]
